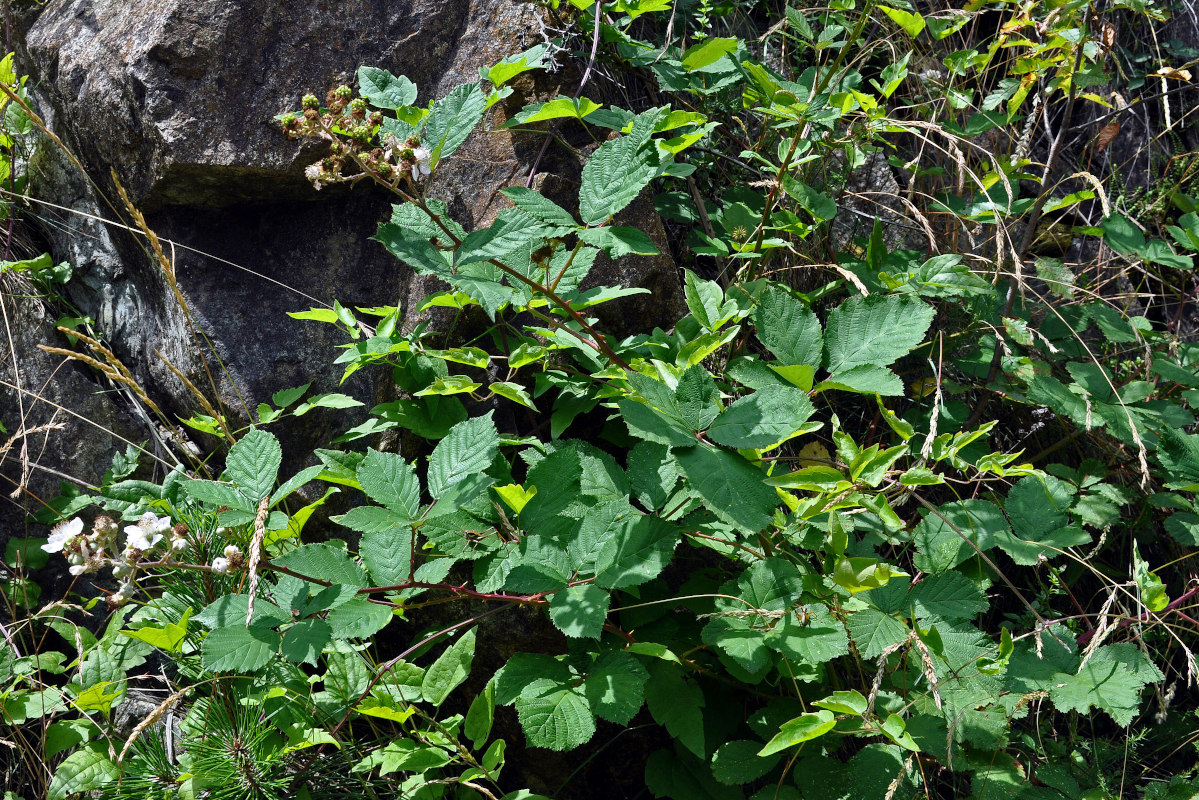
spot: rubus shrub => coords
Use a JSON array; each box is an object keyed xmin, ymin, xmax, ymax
[{"xmin": 6, "ymin": 1, "xmax": 1199, "ymax": 799}]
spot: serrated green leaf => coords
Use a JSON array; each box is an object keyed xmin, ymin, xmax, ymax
[
  {"xmin": 326, "ymin": 597, "xmax": 394, "ymax": 639},
  {"xmin": 201, "ymin": 623, "xmax": 278, "ymax": 672},
  {"xmin": 912, "ymin": 500, "xmax": 1006, "ymax": 573},
  {"xmin": 712, "ymin": 739, "xmax": 780, "ymax": 785},
  {"xmin": 515, "ymin": 678, "xmax": 595, "ymax": 751},
  {"xmin": 195, "ymin": 594, "xmax": 290, "ymax": 628},
  {"xmin": 708, "ymin": 386, "xmax": 814, "ymax": 449},
  {"xmin": 48, "ymin": 741, "xmax": 119, "ymax": 800},
  {"xmin": 182, "ymin": 479, "xmax": 253, "ymax": 511},
  {"xmin": 1049, "ymin": 643, "xmax": 1164, "ymax": 726},
  {"xmin": 577, "ymin": 225, "xmax": 660, "ymax": 257},
  {"xmin": 815, "ymin": 364, "xmax": 904, "ymax": 396},
  {"xmin": 824, "ymin": 294, "xmax": 934, "ymax": 373},
  {"xmin": 594, "ymin": 514, "xmax": 681, "ymax": 589},
  {"xmin": 681, "ymin": 37, "xmax": 738, "ymax": 70},
  {"xmin": 281, "ymin": 618, "xmax": 332, "ymax": 664},
  {"xmin": 583, "ymin": 651, "xmax": 648, "ymax": 725},
  {"xmin": 909, "ymin": 571, "xmax": 988, "ymax": 620},
  {"xmin": 428, "ymin": 412, "xmax": 499, "ymax": 499},
  {"xmin": 579, "ymin": 107, "xmax": 667, "ymax": 225},
  {"xmin": 845, "ymin": 608, "xmax": 909, "ymax": 659},
  {"xmin": 423, "ymin": 81, "xmax": 487, "ymax": 166},
  {"xmin": 274, "ymin": 543, "xmax": 368, "ymax": 588},
  {"xmin": 358, "ymin": 66, "xmax": 418, "ymax": 109},
  {"xmin": 549, "ymin": 584, "xmax": 610, "ymax": 638},
  {"xmin": 675, "ymin": 445, "xmax": 777, "ymax": 533},
  {"xmin": 224, "ymin": 429, "xmax": 281, "ymax": 502},
  {"xmin": 357, "ymin": 449, "xmax": 422, "ymax": 518},
  {"xmin": 646, "ymin": 663, "xmax": 706, "ymax": 758},
  {"xmin": 422, "ymin": 628, "xmax": 476, "ymax": 706},
  {"xmin": 753, "ymin": 286, "xmax": 822, "ymax": 367}
]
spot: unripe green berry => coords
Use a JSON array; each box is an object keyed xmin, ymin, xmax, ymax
[
  {"xmin": 301, "ymin": 94, "xmax": 319, "ymax": 110},
  {"xmin": 335, "ymin": 84, "xmax": 353, "ymax": 100},
  {"xmin": 349, "ymin": 98, "xmax": 367, "ymax": 117}
]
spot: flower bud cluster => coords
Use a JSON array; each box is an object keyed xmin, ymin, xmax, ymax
[
  {"xmin": 42, "ymin": 512, "xmax": 191, "ymax": 608},
  {"xmin": 279, "ymin": 83, "xmax": 432, "ymax": 191}
]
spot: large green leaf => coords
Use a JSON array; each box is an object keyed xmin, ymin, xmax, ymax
[
  {"xmin": 280, "ymin": 618, "xmax": 332, "ymax": 665},
  {"xmin": 201, "ymin": 622, "xmax": 278, "ymax": 672},
  {"xmin": 500, "ymin": 185, "xmax": 578, "ymax": 228},
  {"xmin": 646, "ymin": 663, "xmax": 706, "ymax": 758},
  {"xmin": 274, "ymin": 543, "xmax": 368, "ymax": 588},
  {"xmin": 583, "ymin": 651, "xmax": 649, "ymax": 725},
  {"xmin": 357, "ymin": 449, "xmax": 422, "ymax": 518},
  {"xmin": 48, "ymin": 741, "xmax": 119, "ymax": 800},
  {"xmin": 712, "ymin": 740, "xmax": 781, "ymax": 785},
  {"xmin": 578, "ymin": 107, "xmax": 667, "ymax": 225},
  {"xmin": 707, "ymin": 386, "xmax": 815, "ymax": 449},
  {"xmin": 423, "ymin": 81, "xmax": 487, "ymax": 166},
  {"xmin": 753, "ymin": 286, "xmax": 822, "ymax": 367},
  {"xmin": 428, "ymin": 412, "xmax": 499, "ymax": 499},
  {"xmin": 911, "ymin": 500, "xmax": 1007, "ymax": 573},
  {"xmin": 224, "ymin": 429, "xmax": 281, "ymax": 502},
  {"xmin": 845, "ymin": 608, "xmax": 909, "ymax": 659},
  {"xmin": 515, "ymin": 678, "xmax": 595, "ymax": 750},
  {"xmin": 422, "ymin": 627, "xmax": 477, "ymax": 705},
  {"xmin": 675, "ymin": 445, "xmax": 778, "ymax": 533},
  {"xmin": 549, "ymin": 584, "xmax": 610, "ymax": 638},
  {"xmin": 358, "ymin": 66, "xmax": 418, "ymax": 109},
  {"xmin": 1049, "ymin": 643, "xmax": 1164, "ymax": 726},
  {"xmin": 823, "ymin": 294, "xmax": 934, "ymax": 373},
  {"xmin": 594, "ymin": 514, "xmax": 680, "ymax": 589}
]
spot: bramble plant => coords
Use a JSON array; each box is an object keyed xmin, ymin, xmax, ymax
[{"xmin": 8, "ymin": 0, "xmax": 1199, "ymax": 799}]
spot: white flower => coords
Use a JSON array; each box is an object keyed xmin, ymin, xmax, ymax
[
  {"xmin": 224, "ymin": 544, "xmax": 242, "ymax": 559},
  {"xmin": 124, "ymin": 512, "xmax": 171, "ymax": 552},
  {"xmin": 171, "ymin": 537, "xmax": 189, "ymax": 553},
  {"xmin": 69, "ymin": 563, "xmax": 88, "ymax": 576},
  {"xmin": 210, "ymin": 557, "xmax": 230, "ymax": 574},
  {"xmin": 43, "ymin": 518, "xmax": 83, "ymax": 553},
  {"xmin": 410, "ymin": 146, "xmax": 432, "ymax": 181},
  {"xmin": 304, "ymin": 163, "xmax": 324, "ymax": 190}
]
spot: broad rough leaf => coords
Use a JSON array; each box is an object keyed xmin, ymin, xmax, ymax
[
  {"xmin": 845, "ymin": 608, "xmax": 909, "ymax": 659},
  {"xmin": 224, "ymin": 428, "xmax": 281, "ymax": 502},
  {"xmin": 428, "ymin": 412, "xmax": 499, "ymax": 498},
  {"xmin": 579, "ymin": 107, "xmax": 667, "ymax": 225},
  {"xmin": 912, "ymin": 500, "xmax": 1007, "ymax": 573},
  {"xmin": 281, "ymin": 618, "xmax": 332, "ymax": 665},
  {"xmin": 48, "ymin": 741, "xmax": 119, "ymax": 800},
  {"xmin": 753, "ymin": 286, "xmax": 822, "ymax": 367},
  {"xmin": 712, "ymin": 740, "xmax": 780, "ymax": 785},
  {"xmin": 422, "ymin": 627, "xmax": 477, "ymax": 706},
  {"xmin": 909, "ymin": 571, "xmax": 988, "ymax": 620},
  {"xmin": 627, "ymin": 441, "xmax": 678, "ymax": 511},
  {"xmin": 583, "ymin": 651, "xmax": 649, "ymax": 725},
  {"xmin": 766, "ymin": 607, "xmax": 850, "ymax": 665},
  {"xmin": 1049, "ymin": 643, "xmax": 1164, "ymax": 726},
  {"xmin": 357, "ymin": 449, "xmax": 422, "ymax": 518},
  {"xmin": 515, "ymin": 678, "xmax": 595, "ymax": 750},
  {"xmin": 274, "ymin": 543, "xmax": 368, "ymax": 588},
  {"xmin": 201, "ymin": 622, "xmax": 278, "ymax": 672},
  {"xmin": 707, "ymin": 386, "xmax": 815, "ymax": 449},
  {"xmin": 674, "ymin": 365, "xmax": 721, "ymax": 432},
  {"xmin": 595, "ymin": 514, "xmax": 681, "ymax": 589},
  {"xmin": 823, "ymin": 294, "xmax": 934, "ymax": 373},
  {"xmin": 500, "ymin": 185, "xmax": 578, "ymax": 228},
  {"xmin": 358, "ymin": 527, "xmax": 414, "ymax": 588},
  {"xmin": 675, "ymin": 445, "xmax": 778, "ymax": 533},
  {"xmin": 646, "ymin": 663, "xmax": 706, "ymax": 758},
  {"xmin": 549, "ymin": 584, "xmax": 611, "ymax": 639},
  {"xmin": 358, "ymin": 66, "xmax": 418, "ymax": 109},
  {"xmin": 423, "ymin": 81, "xmax": 487, "ymax": 165},
  {"xmin": 325, "ymin": 596, "xmax": 394, "ymax": 639}
]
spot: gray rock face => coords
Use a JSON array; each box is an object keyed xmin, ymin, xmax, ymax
[{"xmin": 6, "ymin": 0, "xmax": 683, "ymax": 497}]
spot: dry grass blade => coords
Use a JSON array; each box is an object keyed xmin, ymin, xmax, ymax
[
  {"xmin": 116, "ymin": 685, "xmax": 193, "ymax": 765},
  {"xmin": 245, "ymin": 496, "xmax": 270, "ymax": 628}
]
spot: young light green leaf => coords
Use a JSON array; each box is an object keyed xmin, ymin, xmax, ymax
[
  {"xmin": 758, "ymin": 710, "xmax": 836, "ymax": 756},
  {"xmin": 465, "ymin": 680, "xmax": 496, "ymax": 748}
]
